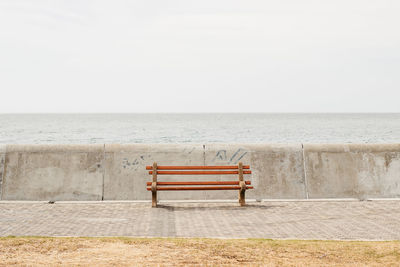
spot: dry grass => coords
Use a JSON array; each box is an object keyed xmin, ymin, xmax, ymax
[{"xmin": 0, "ymin": 237, "xmax": 399, "ymax": 266}]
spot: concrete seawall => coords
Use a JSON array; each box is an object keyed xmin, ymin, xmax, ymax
[{"xmin": 0, "ymin": 144, "xmax": 399, "ymax": 201}]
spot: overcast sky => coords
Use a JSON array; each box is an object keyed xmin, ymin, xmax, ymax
[{"xmin": 0, "ymin": 0, "xmax": 399, "ymax": 113}]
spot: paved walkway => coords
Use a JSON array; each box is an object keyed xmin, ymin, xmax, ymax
[{"xmin": 1, "ymin": 201, "xmax": 400, "ymax": 240}]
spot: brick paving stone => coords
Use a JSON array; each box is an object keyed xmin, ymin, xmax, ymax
[{"xmin": 0, "ymin": 201, "xmax": 399, "ymax": 240}]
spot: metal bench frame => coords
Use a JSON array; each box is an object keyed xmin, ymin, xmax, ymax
[{"xmin": 146, "ymin": 162, "xmax": 253, "ymax": 207}]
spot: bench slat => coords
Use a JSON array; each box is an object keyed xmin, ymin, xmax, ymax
[
  {"xmin": 146, "ymin": 181, "xmax": 251, "ymax": 186},
  {"xmin": 148, "ymin": 170, "xmax": 252, "ymax": 175},
  {"xmin": 146, "ymin": 186, "xmax": 254, "ymax": 191},
  {"xmin": 145, "ymin": 165, "xmax": 250, "ymax": 170}
]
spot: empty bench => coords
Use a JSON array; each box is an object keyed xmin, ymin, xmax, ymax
[{"xmin": 146, "ymin": 162, "xmax": 253, "ymax": 207}]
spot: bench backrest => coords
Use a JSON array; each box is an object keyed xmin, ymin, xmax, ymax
[
  {"xmin": 146, "ymin": 162, "xmax": 252, "ymax": 206},
  {"xmin": 146, "ymin": 162, "xmax": 252, "ymax": 189},
  {"xmin": 146, "ymin": 164, "xmax": 251, "ymax": 175}
]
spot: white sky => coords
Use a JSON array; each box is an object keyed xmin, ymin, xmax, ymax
[{"xmin": 0, "ymin": 0, "xmax": 399, "ymax": 113}]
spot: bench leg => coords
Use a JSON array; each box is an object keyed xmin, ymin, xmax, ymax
[
  {"xmin": 152, "ymin": 162, "xmax": 158, "ymax": 208},
  {"xmin": 239, "ymin": 189, "xmax": 245, "ymax": 206},
  {"xmin": 152, "ymin": 191, "xmax": 157, "ymax": 208},
  {"xmin": 238, "ymin": 162, "xmax": 245, "ymax": 206}
]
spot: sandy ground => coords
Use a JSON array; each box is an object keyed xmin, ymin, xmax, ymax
[{"xmin": 0, "ymin": 237, "xmax": 399, "ymax": 266}]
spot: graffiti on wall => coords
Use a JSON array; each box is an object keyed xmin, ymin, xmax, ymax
[{"xmin": 212, "ymin": 148, "xmax": 247, "ymax": 164}]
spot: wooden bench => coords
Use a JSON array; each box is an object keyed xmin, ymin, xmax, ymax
[{"xmin": 146, "ymin": 162, "xmax": 253, "ymax": 207}]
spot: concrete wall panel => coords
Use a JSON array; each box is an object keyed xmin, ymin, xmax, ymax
[
  {"xmin": 204, "ymin": 144, "xmax": 306, "ymax": 199},
  {"xmin": 1, "ymin": 145, "xmax": 104, "ymax": 201},
  {"xmin": 304, "ymin": 144, "xmax": 400, "ymax": 199},
  {"xmin": 103, "ymin": 144, "xmax": 205, "ymax": 200}
]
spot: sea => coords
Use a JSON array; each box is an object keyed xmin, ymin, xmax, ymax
[{"xmin": 0, "ymin": 113, "xmax": 399, "ymax": 144}]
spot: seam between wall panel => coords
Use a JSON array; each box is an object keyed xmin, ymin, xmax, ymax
[
  {"xmin": 102, "ymin": 143, "xmax": 105, "ymax": 201},
  {"xmin": 302, "ymin": 143, "xmax": 309, "ymax": 199},
  {"xmin": 203, "ymin": 144, "xmax": 206, "ymax": 165},
  {"xmin": 0, "ymin": 145, "xmax": 7, "ymax": 200}
]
